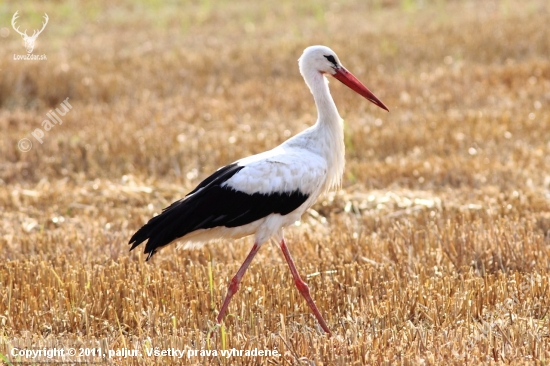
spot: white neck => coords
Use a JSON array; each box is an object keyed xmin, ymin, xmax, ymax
[
  {"xmin": 302, "ymin": 69, "xmax": 346, "ymax": 192},
  {"xmin": 305, "ymin": 70, "xmax": 341, "ymax": 123}
]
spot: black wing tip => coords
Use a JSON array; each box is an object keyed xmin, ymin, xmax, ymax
[
  {"xmin": 127, "ymin": 165, "xmax": 244, "ymax": 261},
  {"xmin": 128, "ymin": 226, "xmax": 147, "ymax": 249},
  {"xmin": 128, "ymin": 224, "xmax": 155, "ymax": 259},
  {"xmin": 128, "ymin": 235, "xmax": 157, "ymax": 261},
  {"xmin": 129, "ymin": 216, "xmax": 174, "ymax": 261},
  {"xmin": 128, "ymin": 239, "xmax": 141, "ymax": 251}
]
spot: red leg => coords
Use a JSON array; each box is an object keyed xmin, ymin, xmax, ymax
[
  {"xmin": 217, "ymin": 242, "xmax": 261, "ymax": 324},
  {"xmin": 279, "ymin": 239, "xmax": 332, "ymax": 335}
]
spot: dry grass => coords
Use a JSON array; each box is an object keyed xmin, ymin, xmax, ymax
[{"xmin": 1, "ymin": 0, "xmax": 550, "ymax": 364}]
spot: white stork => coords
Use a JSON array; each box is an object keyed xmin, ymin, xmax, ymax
[{"xmin": 129, "ymin": 45, "xmax": 388, "ymax": 334}]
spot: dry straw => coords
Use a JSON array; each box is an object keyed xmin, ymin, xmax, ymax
[{"xmin": 1, "ymin": 0, "xmax": 549, "ymax": 364}]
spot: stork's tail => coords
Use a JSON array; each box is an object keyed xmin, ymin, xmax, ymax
[{"xmin": 129, "ymin": 164, "xmax": 245, "ymax": 260}]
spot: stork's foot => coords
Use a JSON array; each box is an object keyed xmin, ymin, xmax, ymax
[
  {"xmin": 280, "ymin": 239, "xmax": 332, "ymax": 335},
  {"xmin": 217, "ymin": 275, "xmax": 241, "ymax": 323},
  {"xmin": 217, "ymin": 242, "xmax": 261, "ymax": 324}
]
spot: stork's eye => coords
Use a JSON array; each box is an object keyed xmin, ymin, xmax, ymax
[{"xmin": 324, "ymin": 55, "xmax": 337, "ymax": 66}]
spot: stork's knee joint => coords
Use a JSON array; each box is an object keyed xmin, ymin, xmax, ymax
[
  {"xmin": 228, "ymin": 276, "xmax": 240, "ymax": 293},
  {"xmin": 295, "ymin": 278, "xmax": 310, "ymax": 294}
]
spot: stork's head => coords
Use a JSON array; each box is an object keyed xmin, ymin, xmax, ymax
[
  {"xmin": 299, "ymin": 45, "xmax": 343, "ymax": 75},
  {"xmin": 299, "ymin": 45, "xmax": 389, "ymax": 112}
]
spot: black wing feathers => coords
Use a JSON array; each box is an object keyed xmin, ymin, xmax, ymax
[
  {"xmin": 129, "ymin": 163, "xmax": 309, "ymax": 260},
  {"xmin": 185, "ymin": 164, "xmax": 243, "ymax": 196}
]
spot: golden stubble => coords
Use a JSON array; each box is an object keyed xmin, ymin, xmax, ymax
[{"xmin": 1, "ymin": 0, "xmax": 549, "ymax": 364}]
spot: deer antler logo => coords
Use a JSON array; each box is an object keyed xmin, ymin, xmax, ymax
[{"xmin": 11, "ymin": 11, "xmax": 49, "ymax": 54}]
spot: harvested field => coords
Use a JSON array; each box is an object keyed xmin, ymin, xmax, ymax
[{"xmin": 1, "ymin": 0, "xmax": 550, "ymax": 364}]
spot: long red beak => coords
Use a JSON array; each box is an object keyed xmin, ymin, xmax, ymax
[{"xmin": 332, "ymin": 67, "xmax": 389, "ymax": 112}]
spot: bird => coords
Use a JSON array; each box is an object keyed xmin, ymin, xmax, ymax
[{"xmin": 129, "ymin": 45, "xmax": 389, "ymax": 335}]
